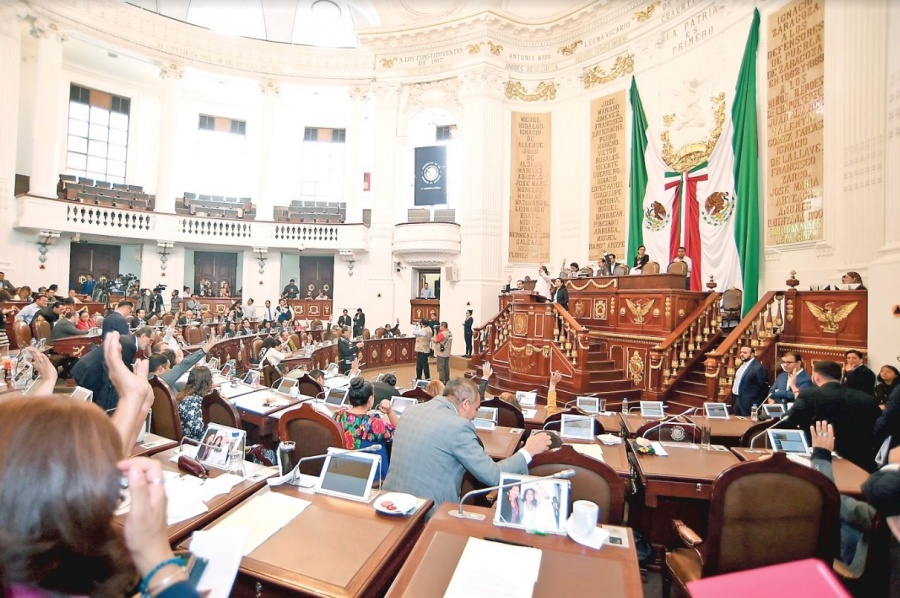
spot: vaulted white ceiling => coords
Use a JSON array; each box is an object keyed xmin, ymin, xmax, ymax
[{"xmin": 123, "ymin": 0, "xmax": 594, "ymax": 48}]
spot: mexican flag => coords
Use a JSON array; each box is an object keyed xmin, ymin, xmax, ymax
[{"xmin": 628, "ymin": 9, "xmax": 760, "ymax": 314}]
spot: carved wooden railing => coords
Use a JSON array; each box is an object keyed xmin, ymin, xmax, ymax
[
  {"xmin": 647, "ymin": 292, "xmax": 722, "ymax": 399},
  {"xmin": 471, "ymin": 302, "xmax": 513, "ymax": 366},
  {"xmin": 550, "ymin": 303, "xmax": 590, "ymax": 368},
  {"xmin": 703, "ymin": 291, "xmax": 785, "ymax": 400}
]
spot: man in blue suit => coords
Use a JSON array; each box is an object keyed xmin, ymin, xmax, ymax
[
  {"xmin": 730, "ymin": 345, "xmax": 770, "ymax": 416},
  {"xmin": 767, "ymin": 350, "xmax": 813, "ymax": 406},
  {"xmin": 384, "ymin": 377, "xmax": 552, "ymax": 518}
]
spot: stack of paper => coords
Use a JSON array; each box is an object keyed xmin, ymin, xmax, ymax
[
  {"xmin": 444, "ymin": 537, "xmax": 541, "ymax": 598},
  {"xmin": 569, "ymin": 443, "xmax": 606, "ymax": 463},
  {"xmin": 210, "ymin": 489, "xmax": 311, "ymax": 555}
]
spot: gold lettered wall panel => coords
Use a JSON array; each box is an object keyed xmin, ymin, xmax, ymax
[
  {"xmin": 589, "ymin": 90, "xmax": 627, "ymax": 262},
  {"xmin": 509, "ymin": 112, "xmax": 551, "ymax": 263},
  {"xmin": 765, "ymin": 0, "xmax": 825, "ymax": 246}
]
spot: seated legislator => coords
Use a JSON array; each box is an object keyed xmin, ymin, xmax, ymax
[
  {"xmin": 76, "ymin": 309, "xmax": 97, "ymax": 331},
  {"xmin": 334, "ymin": 377, "xmax": 399, "ymax": 479},
  {"xmin": 766, "ymin": 351, "xmax": 813, "ymax": 406},
  {"xmin": 783, "ymin": 360, "xmax": 882, "ymax": 472},
  {"xmin": 373, "ymin": 372, "xmax": 402, "ymax": 402},
  {"xmin": 0, "ymin": 337, "xmax": 200, "ymax": 598},
  {"xmin": 383, "ymin": 378, "xmax": 552, "ymax": 518},
  {"xmin": 175, "ymin": 366, "xmax": 215, "ymax": 442},
  {"xmin": 874, "ymin": 365, "xmax": 900, "ymax": 406},
  {"xmin": 630, "ymin": 245, "xmax": 650, "ymax": 274},
  {"xmin": 843, "ymin": 349, "xmax": 877, "ymax": 396},
  {"xmin": 51, "ymin": 309, "xmax": 89, "ymax": 340}
]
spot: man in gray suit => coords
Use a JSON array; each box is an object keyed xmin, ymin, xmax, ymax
[{"xmin": 384, "ymin": 377, "xmax": 552, "ymax": 518}]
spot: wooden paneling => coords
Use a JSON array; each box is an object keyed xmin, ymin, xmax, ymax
[
  {"xmin": 784, "ymin": 290, "xmax": 867, "ymax": 347},
  {"xmin": 194, "ymin": 251, "xmax": 237, "ymax": 296},
  {"xmin": 410, "ymin": 299, "xmax": 440, "ymax": 324},
  {"xmin": 69, "ymin": 242, "xmax": 121, "ymax": 291},
  {"xmin": 287, "ymin": 299, "xmax": 333, "ymax": 320},
  {"xmin": 298, "ymin": 256, "xmax": 334, "ymax": 299}
]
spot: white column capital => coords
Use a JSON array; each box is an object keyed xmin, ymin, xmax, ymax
[
  {"xmin": 260, "ymin": 80, "xmax": 280, "ymax": 97},
  {"xmin": 158, "ymin": 62, "xmax": 184, "ymax": 80},
  {"xmin": 348, "ymin": 82, "xmax": 371, "ymax": 102}
]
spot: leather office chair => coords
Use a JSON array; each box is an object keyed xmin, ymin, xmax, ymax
[
  {"xmin": 310, "ymin": 319, "xmax": 323, "ymax": 331},
  {"xmin": 637, "ymin": 420, "xmax": 702, "ymax": 444},
  {"xmin": 543, "ymin": 408, "xmax": 605, "ymax": 435},
  {"xmin": 374, "ymin": 327, "xmax": 385, "ymax": 339},
  {"xmin": 579, "ymin": 266, "xmax": 595, "ymax": 277},
  {"xmin": 529, "ymin": 444, "xmax": 625, "ymax": 525},
  {"xmin": 295, "ymin": 373, "xmax": 324, "ymax": 399},
  {"xmin": 277, "ymin": 404, "xmax": 344, "ymax": 476},
  {"xmin": 13, "ymin": 321, "xmax": 32, "ymax": 349},
  {"xmin": 362, "ymin": 328, "xmax": 371, "ymax": 340},
  {"xmin": 31, "ymin": 317, "xmax": 51, "ymax": 345},
  {"xmin": 201, "ymin": 389, "xmax": 242, "ymax": 429},
  {"xmin": 251, "ymin": 338, "xmax": 264, "ymax": 362},
  {"xmin": 149, "ymin": 377, "xmax": 184, "ymax": 442},
  {"xmin": 481, "ymin": 397, "xmax": 525, "ymax": 429},
  {"xmin": 185, "ymin": 326, "xmax": 203, "ymax": 345},
  {"xmin": 667, "ymin": 261, "xmax": 688, "ymax": 275},
  {"xmin": 739, "ymin": 419, "xmax": 779, "ymax": 447},
  {"xmin": 92, "ymin": 314, "xmax": 104, "ymax": 328},
  {"xmin": 664, "ymin": 452, "xmax": 839, "ymax": 598},
  {"xmin": 401, "ymin": 387, "xmax": 433, "ymax": 401},
  {"xmin": 261, "ymin": 363, "xmax": 282, "ymax": 388},
  {"xmin": 147, "ymin": 315, "xmax": 158, "ymax": 326},
  {"xmin": 613, "ymin": 264, "xmax": 630, "ymax": 276},
  {"xmin": 162, "ymin": 313, "xmax": 175, "ymax": 327},
  {"xmin": 288, "ymin": 333, "xmax": 301, "ymax": 350},
  {"xmin": 643, "ymin": 261, "xmax": 661, "ymax": 275}
]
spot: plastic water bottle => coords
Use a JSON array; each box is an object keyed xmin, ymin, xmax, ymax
[
  {"xmin": 621, "ymin": 398, "xmax": 629, "ymax": 416},
  {"xmin": 751, "ymin": 404, "xmax": 759, "ymax": 422}
]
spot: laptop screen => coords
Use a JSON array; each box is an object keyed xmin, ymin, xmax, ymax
[
  {"xmin": 390, "ymin": 396, "xmax": 417, "ymax": 415},
  {"xmin": 640, "ymin": 401, "xmax": 665, "ymax": 418},
  {"xmin": 324, "ymin": 388, "xmax": 347, "ymax": 407},
  {"xmin": 704, "ymin": 403, "xmax": 729, "ymax": 419},
  {"xmin": 560, "ymin": 414, "xmax": 594, "ymax": 440},
  {"xmin": 316, "ymin": 452, "xmax": 379, "ymax": 502},
  {"xmin": 576, "ymin": 396, "xmax": 600, "ymax": 414}
]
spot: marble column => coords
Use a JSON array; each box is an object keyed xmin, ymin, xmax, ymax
[
  {"xmin": 344, "ymin": 83, "xmax": 370, "ymax": 224},
  {"xmin": 28, "ymin": 19, "xmax": 67, "ymax": 198},
  {"xmin": 255, "ymin": 80, "xmax": 280, "ymax": 222},
  {"xmin": 154, "ymin": 62, "xmax": 184, "ymax": 214},
  {"xmin": 0, "ymin": 3, "xmax": 21, "ymax": 278}
]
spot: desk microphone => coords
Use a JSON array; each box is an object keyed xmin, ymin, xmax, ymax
[
  {"xmin": 449, "ymin": 469, "xmax": 576, "ymax": 521},
  {"xmin": 281, "ymin": 444, "xmax": 383, "ymax": 487},
  {"xmin": 748, "ymin": 418, "xmax": 784, "ymax": 449}
]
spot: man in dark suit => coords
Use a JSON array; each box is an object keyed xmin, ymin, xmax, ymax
[
  {"xmin": 783, "ymin": 360, "xmax": 881, "ymax": 472},
  {"xmin": 337, "ymin": 309, "xmax": 352, "ymax": 329},
  {"xmin": 842, "ymin": 349, "xmax": 876, "ymax": 396},
  {"xmin": 71, "ymin": 326, "xmax": 154, "ymax": 412},
  {"xmin": 352, "ymin": 308, "xmax": 365, "ymax": 338},
  {"xmin": 383, "ymin": 378, "xmax": 552, "ymax": 519},
  {"xmin": 338, "ymin": 326, "xmax": 363, "ymax": 374},
  {"xmin": 766, "ymin": 350, "xmax": 813, "ymax": 406},
  {"xmin": 463, "ymin": 310, "xmax": 474, "ymax": 358},
  {"xmin": 102, "ymin": 300, "xmax": 133, "ymax": 339},
  {"xmin": 373, "ymin": 373, "xmax": 402, "ymax": 403},
  {"xmin": 730, "ymin": 345, "xmax": 770, "ymax": 416}
]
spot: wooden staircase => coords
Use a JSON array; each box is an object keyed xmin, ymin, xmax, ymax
[{"xmin": 667, "ymin": 335, "xmax": 724, "ymax": 406}]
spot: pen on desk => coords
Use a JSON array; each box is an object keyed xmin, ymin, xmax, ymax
[{"xmin": 484, "ymin": 536, "xmax": 534, "ymax": 548}]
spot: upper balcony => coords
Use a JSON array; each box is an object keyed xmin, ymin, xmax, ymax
[{"xmin": 392, "ymin": 211, "xmax": 461, "ymax": 267}]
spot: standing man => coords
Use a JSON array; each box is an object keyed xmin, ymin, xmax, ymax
[
  {"xmin": 420, "ymin": 283, "xmax": 434, "ymax": 299},
  {"xmin": 463, "ymin": 310, "xmax": 474, "ymax": 358},
  {"xmin": 843, "ymin": 349, "xmax": 876, "ymax": 396},
  {"xmin": 433, "ymin": 322, "xmax": 452, "ymax": 384},
  {"xmin": 282, "ymin": 279, "xmax": 300, "ymax": 299},
  {"xmin": 262, "ymin": 299, "xmax": 275, "ymax": 323},
  {"xmin": 337, "ymin": 309, "xmax": 352, "ymax": 329},
  {"xmin": 673, "ymin": 246, "xmax": 693, "ymax": 289},
  {"xmin": 338, "ymin": 326, "xmax": 363, "ymax": 374},
  {"xmin": 80, "ymin": 274, "xmax": 96, "ymax": 296},
  {"xmin": 244, "ymin": 298, "xmax": 257, "ymax": 320},
  {"xmin": 767, "ymin": 351, "xmax": 813, "ymax": 406},
  {"xmin": 730, "ymin": 345, "xmax": 770, "ymax": 416},
  {"xmin": 353, "ymin": 308, "xmax": 366, "ymax": 338},
  {"xmin": 383, "ymin": 378, "xmax": 553, "ymax": 518},
  {"xmin": 102, "ymin": 300, "xmax": 133, "ymax": 339},
  {"xmin": 413, "ymin": 318, "xmax": 433, "ymax": 380},
  {"xmin": 35, "ymin": 301, "xmax": 66, "ymax": 331},
  {"xmin": 71, "ymin": 328, "xmax": 154, "ymax": 412},
  {"xmin": 783, "ymin": 360, "xmax": 881, "ymax": 472}
]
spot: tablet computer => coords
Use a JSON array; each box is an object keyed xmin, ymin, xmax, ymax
[
  {"xmin": 475, "ymin": 406, "xmax": 498, "ymax": 423},
  {"xmin": 640, "ymin": 401, "xmax": 665, "ymax": 418},
  {"xmin": 763, "ymin": 404, "xmax": 787, "ymax": 418},
  {"xmin": 704, "ymin": 402, "xmax": 730, "ymax": 419},
  {"xmin": 389, "ymin": 396, "xmax": 417, "ymax": 415},
  {"xmin": 414, "ymin": 379, "xmax": 430, "ymax": 390},
  {"xmin": 560, "ymin": 414, "xmax": 595, "ymax": 440},
  {"xmin": 219, "ymin": 362, "xmax": 233, "ymax": 378},
  {"xmin": 324, "ymin": 387, "xmax": 348, "ymax": 407},
  {"xmin": 242, "ymin": 370, "xmax": 260, "ymax": 387},
  {"xmin": 516, "ymin": 390, "xmax": 537, "ymax": 408},
  {"xmin": 206, "ymin": 357, "xmax": 220, "ymax": 371},
  {"xmin": 276, "ymin": 378, "xmax": 298, "ymax": 394},
  {"xmin": 324, "ymin": 363, "xmax": 339, "ymax": 377},
  {"xmin": 315, "ymin": 450, "xmax": 381, "ymax": 503},
  {"xmin": 767, "ymin": 429, "xmax": 810, "ymax": 454},
  {"xmin": 576, "ymin": 396, "xmax": 600, "ymax": 414}
]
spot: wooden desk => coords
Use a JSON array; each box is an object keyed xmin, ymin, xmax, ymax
[
  {"xmin": 129, "ymin": 433, "xmax": 179, "ymax": 457},
  {"xmin": 730, "ymin": 447, "xmax": 869, "ymax": 499},
  {"xmin": 687, "ymin": 415, "xmax": 757, "ymax": 447},
  {"xmin": 409, "ymin": 299, "xmax": 440, "ymax": 325},
  {"xmin": 286, "ymin": 299, "xmax": 333, "ymax": 320},
  {"xmin": 563, "ymin": 439, "xmax": 632, "ymax": 479},
  {"xmin": 386, "ymin": 504, "xmax": 643, "ymax": 598},
  {"xmin": 51, "ymin": 330, "xmax": 102, "ymax": 357},
  {"xmin": 477, "ymin": 426, "xmax": 525, "ymax": 460},
  {"xmin": 117, "ymin": 448, "xmax": 267, "ymax": 546},
  {"xmin": 230, "ymin": 388, "xmax": 302, "ymax": 440},
  {"xmin": 524, "ymin": 405, "xmax": 549, "ymax": 429},
  {"xmin": 621, "ymin": 413, "xmax": 663, "ymax": 437},
  {"xmin": 188, "ymin": 486, "xmax": 432, "ymax": 598}
]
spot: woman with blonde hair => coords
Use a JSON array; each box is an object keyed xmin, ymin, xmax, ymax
[{"xmin": 426, "ymin": 379, "xmax": 444, "ymax": 397}]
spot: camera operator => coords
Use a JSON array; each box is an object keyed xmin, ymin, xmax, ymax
[{"xmin": 151, "ymin": 285, "xmax": 166, "ymax": 316}]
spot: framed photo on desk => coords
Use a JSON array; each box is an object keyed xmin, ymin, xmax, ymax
[{"xmin": 494, "ymin": 473, "xmax": 570, "ymax": 535}]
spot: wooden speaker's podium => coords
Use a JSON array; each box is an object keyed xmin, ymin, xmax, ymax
[{"xmin": 410, "ymin": 299, "xmax": 440, "ymax": 324}]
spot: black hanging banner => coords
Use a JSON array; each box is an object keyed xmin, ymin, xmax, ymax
[{"xmin": 414, "ymin": 145, "xmax": 447, "ymax": 205}]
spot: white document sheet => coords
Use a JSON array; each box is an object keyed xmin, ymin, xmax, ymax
[
  {"xmin": 444, "ymin": 537, "xmax": 541, "ymax": 598},
  {"xmin": 568, "ymin": 443, "xmax": 606, "ymax": 463},
  {"xmin": 190, "ymin": 528, "xmax": 248, "ymax": 598},
  {"xmin": 210, "ymin": 489, "xmax": 311, "ymax": 555},
  {"xmin": 522, "ymin": 408, "xmax": 538, "ymax": 420}
]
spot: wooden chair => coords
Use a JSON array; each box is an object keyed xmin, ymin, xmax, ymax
[
  {"xmin": 667, "ymin": 261, "xmax": 688, "ymax": 275},
  {"xmin": 738, "ymin": 419, "xmax": 779, "ymax": 447},
  {"xmin": 14, "ymin": 320, "xmax": 32, "ymax": 348},
  {"xmin": 481, "ymin": 397, "xmax": 525, "ymax": 429},
  {"xmin": 529, "ymin": 445, "xmax": 625, "ymax": 525},
  {"xmin": 643, "ymin": 261, "xmax": 661, "ymax": 275},
  {"xmin": 162, "ymin": 313, "xmax": 175, "ymax": 326},
  {"xmin": 295, "ymin": 373, "xmax": 324, "ymax": 399},
  {"xmin": 543, "ymin": 408, "xmax": 604, "ymax": 435},
  {"xmin": 185, "ymin": 326, "xmax": 203, "ymax": 345},
  {"xmin": 261, "ymin": 363, "xmax": 282, "ymax": 388},
  {"xmin": 362, "ymin": 328, "xmax": 371, "ymax": 340},
  {"xmin": 149, "ymin": 377, "xmax": 184, "ymax": 442},
  {"xmin": 201, "ymin": 389, "xmax": 242, "ymax": 429},
  {"xmin": 32, "ymin": 317, "xmax": 52, "ymax": 345},
  {"xmin": 401, "ymin": 387, "xmax": 433, "ymax": 401},
  {"xmin": 374, "ymin": 327, "xmax": 385, "ymax": 339},
  {"xmin": 664, "ymin": 452, "xmax": 840, "ymax": 597},
  {"xmin": 637, "ymin": 420, "xmax": 702, "ymax": 443},
  {"xmin": 720, "ymin": 288, "xmax": 743, "ymax": 328},
  {"xmin": 277, "ymin": 404, "xmax": 344, "ymax": 476},
  {"xmin": 613, "ymin": 264, "xmax": 629, "ymax": 276}
]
